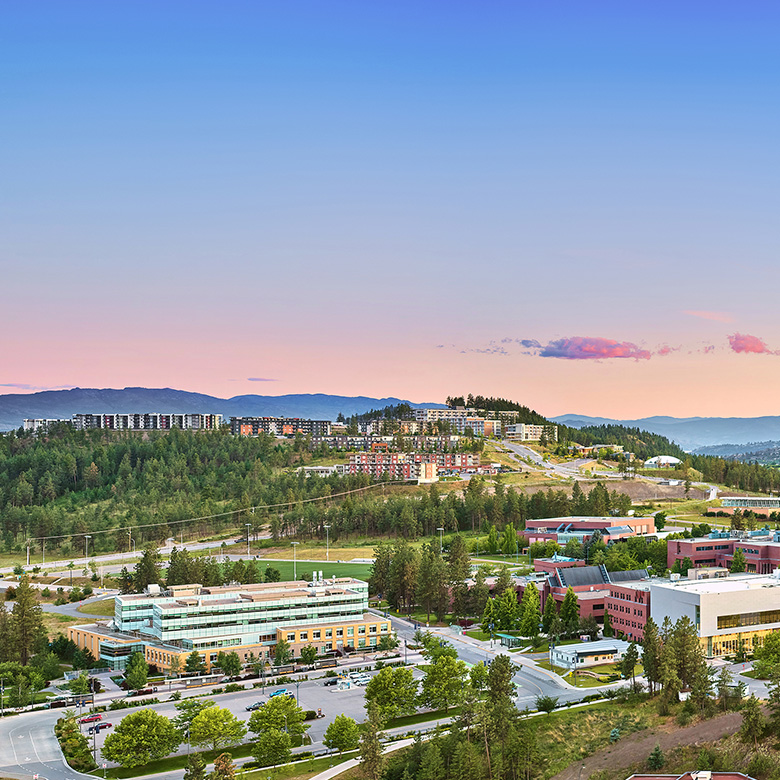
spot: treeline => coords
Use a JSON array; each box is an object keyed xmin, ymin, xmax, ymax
[
  {"xmin": 284, "ymin": 480, "xmax": 633, "ymax": 543},
  {"xmin": 445, "ymin": 394, "xmax": 548, "ymax": 423},
  {"xmin": 338, "ymin": 404, "xmax": 415, "ymax": 424},
  {"xmin": 559, "ymin": 424, "xmax": 686, "ymax": 460}
]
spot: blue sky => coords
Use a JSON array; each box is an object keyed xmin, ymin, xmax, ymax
[{"xmin": 3, "ymin": 2, "xmax": 779, "ymax": 415}]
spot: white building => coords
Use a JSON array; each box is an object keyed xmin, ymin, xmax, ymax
[
  {"xmin": 644, "ymin": 455, "xmax": 681, "ymax": 468},
  {"xmin": 504, "ymin": 423, "xmax": 557, "ymax": 442},
  {"xmin": 550, "ymin": 639, "xmax": 636, "ymax": 670},
  {"xmin": 649, "ymin": 571, "xmax": 780, "ymax": 657}
]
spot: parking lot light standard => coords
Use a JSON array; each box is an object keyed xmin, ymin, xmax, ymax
[{"xmin": 324, "ymin": 524, "xmax": 331, "ymax": 562}]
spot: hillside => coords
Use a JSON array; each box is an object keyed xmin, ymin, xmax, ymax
[
  {"xmin": 0, "ymin": 388, "xmax": 446, "ymax": 431},
  {"xmin": 554, "ymin": 413, "xmax": 780, "ymax": 450}
]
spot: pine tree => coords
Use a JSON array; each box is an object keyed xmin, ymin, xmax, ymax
[
  {"xmin": 11, "ymin": 576, "xmax": 46, "ymax": 665},
  {"xmin": 183, "ymin": 753, "xmax": 206, "ymax": 780},
  {"xmin": 481, "ymin": 598, "xmax": 496, "ymax": 636},
  {"xmin": 359, "ymin": 701, "xmax": 385, "ymax": 780},
  {"xmin": 470, "ymin": 566, "xmax": 490, "ymax": 617},
  {"xmin": 519, "ymin": 582, "xmax": 541, "ymax": 638},
  {"xmin": 730, "ymin": 547, "xmax": 747, "ymax": 573},
  {"xmin": 542, "ymin": 594, "xmax": 557, "ymax": 634},
  {"xmin": 642, "ymin": 617, "xmax": 662, "ymax": 695},
  {"xmin": 647, "ymin": 745, "xmax": 665, "ymax": 770},
  {"xmin": 559, "ymin": 587, "xmax": 580, "ymax": 637},
  {"xmin": 602, "ymin": 609, "xmax": 613, "ymax": 637},
  {"xmin": 134, "ymin": 544, "xmax": 162, "ymax": 593},
  {"xmin": 740, "ymin": 695, "xmax": 766, "ymax": 747}
]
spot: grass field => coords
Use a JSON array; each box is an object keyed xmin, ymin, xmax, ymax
[
  {"xmin": 43, "ymin": 612, "xmax": 84, "ymax": 639},
  {"xmin": 77, "ymin": 598, "xmax": 116, "ymax": 616},
  {"xmin": 256, "ymin": 559, "xmax": 373, "ymax": 582},
  {"xmin": 242, "ymin": 751, "xmax": 359, "ymax": 780}
]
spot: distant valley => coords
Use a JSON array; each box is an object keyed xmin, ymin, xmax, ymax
[{"xmin": 553, "ymin": 413, "xmax": 780, "ymax": 451}]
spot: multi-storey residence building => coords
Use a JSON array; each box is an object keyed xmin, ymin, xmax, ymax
[
  {"xmin": 231, "ymin": 416, "xmax": 332, "ymax": 437},
  {"xmin": 72, "ymin": 413, "xmax": 221, "ymax": 431},
  {"xmin": 504, "ymin": 423, "xmax": 557, "ymax": 442}
]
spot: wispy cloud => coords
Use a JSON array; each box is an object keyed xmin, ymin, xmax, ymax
[
  {"xmin": 539, "ymin": 337, "xmax": 651, "ymax": 361},
  {"xmin": 728, "ymin": 333, "xmax": 778, "ymax": 355},
  {"xmin": 247, "ymin": 377, "xmax": 278, "ymax": 382},
  {"xmin": 684, "ymin": 310, "xmax": 734, "ymax": 323},
  {"xmin": 656, "ymin": 345, "xmax": 680, "ymax": 357}
]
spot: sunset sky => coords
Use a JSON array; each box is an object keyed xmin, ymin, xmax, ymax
[{"xmin": 4, "ymin": 2, "xmax": 780, "ymax": 418}]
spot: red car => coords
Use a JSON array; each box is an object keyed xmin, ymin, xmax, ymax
[{"xmin": 79, "ymin": 714, "xmax": 102, "ymax": 724}]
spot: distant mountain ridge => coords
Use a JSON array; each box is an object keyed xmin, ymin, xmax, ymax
[
  {"xmin": 553, "ymin": 413, "xmax": 780, "ymax": 450},
  {"xmin": 0, "ymin": 388, "xmax": 446, "ymax": 431}
]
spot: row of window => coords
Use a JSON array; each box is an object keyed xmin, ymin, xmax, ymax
[
  {"xmin": 285, "ymin": 624, "xmax": 388, "ymax": 642},
  {"xmin": 717, "ymin": 608, "xmax": 780, "ymax": 630}
]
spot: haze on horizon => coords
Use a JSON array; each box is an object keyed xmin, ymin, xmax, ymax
[{"xmin": 3, "ymin": 2, "xmax": 779, "ymax": 420}]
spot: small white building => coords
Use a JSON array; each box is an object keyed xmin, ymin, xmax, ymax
[
  {"xmin": 644, "ymin": 455, "xmax": 682, "ymax": 468},
  {"xmin": 550, "ymin": 639, "xmax": 637, "ymax": 670}
]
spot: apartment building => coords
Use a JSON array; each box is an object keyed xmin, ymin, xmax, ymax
[
  {"xmin": 504, "ymin": 423, "xmax": 557, "ymax": 442},
  {"xmin": 414, "ymin": 408, "xmax": 477, "ymax": 423},
  {"xmin": 722, "ymin": 496, "xmax": 780, "ymax": 511},
  {"xmin": 308, "ymin": 434, "xmax": 463, "ymax": 452},
  {"xmin": 72, "ymin": 413, "xmax": 222, "ymax": 431},
  {"xmin": 345, "ymin": 451, "xmax": 479, "ymax": 480},
  {"xmin": 231, "ymin": 416, "xmax": 331, "ymax": 437},
  {"xmin": 69, "ymin": 577, "xmax": 389, "ymax": 672},
  {"xmin": 23, "ymin": 419, "xmax": 67, "ymax": 433}
]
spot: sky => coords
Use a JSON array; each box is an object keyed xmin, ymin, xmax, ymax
[{"xmin": 3, "ymin": 1, "xmax": 780, "ymax": 418}]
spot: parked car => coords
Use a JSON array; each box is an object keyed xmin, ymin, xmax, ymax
[
  {"xmin": 245, "ymin": 701, "xmax": 264, "ymax": 711},
  {"xmin": 87, "ymin": 723, "xmax": 113, "ymax": 734},
  {"xmin": 353, "ymin": 675, "xmax": 372, "ymax": 686},
  {"xmin": 79, "ymin": 714, "xmax": 102, "ymax": 724},
  {"xmin": 270, "ymin": 689, "xmax": 294, "ymax": 699},
  {"xmin": 127, "ymin": 686, "xmax": 158, "ymax": 697},
  {"xmin": 323, "ymin": 678, "xmax": 338, "ymax": 686}
]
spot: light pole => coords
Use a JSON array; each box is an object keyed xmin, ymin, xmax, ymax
[
  {"xmin": 291, "ymin": 542, "xmax": 300, "ymax": 580},
  {"xmin": 437, "ymin": 527, "xmax": 444, "ymax": 555},
  {"xmin": 246, "ymin": 524, "xmax": 252, "ymax": 557},
  {"xmin": 324, "ymin": 525, "xmax": 331, "ymax": 562},
  {"xmin": 26, "ymin": 540, "xmax": 30, "ymax": 568},
  {"xmin": 42, "ymin": 539, "xmax": 45, "ymax": 566},
  {"xmin": 84, "ymin": 535, "xmax": 92, "ymax": 569}
]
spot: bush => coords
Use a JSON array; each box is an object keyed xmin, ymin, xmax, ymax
[
  {"xmin": 170, "ymin": 692, "xmax": 182, "ymax": 700},
  {"xmin": 647, "ymin": 745, "xmax": 665, "ymax": 770},
  {"xmin": 303, "ymin": 710, "xmax": 317, "ymax": 720},
  {"xmin": 41, "ymin": 587, "xmax": 51, "ymax": 597},
  {"xmin": 82, "ymin": 585, "xmax": 93, "ymax": 596},
  {"xmin": 224, "ymin": 683, "xmax": 244, "ymax": 693},
  {"xmin": 5, "ymin": 586, "xmax": 16, "ymax": 600}
]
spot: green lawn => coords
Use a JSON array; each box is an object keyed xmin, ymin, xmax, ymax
[
  {"xmin": 255, "ymin": 559, "xmax": 373, "ymax": 582},
  {"xmin": 465, "ymin": 629, "xmax": 490, "ymax": 641},
  {"xmin": 242, "ymin": 750, "xmax": 359, "ymax": 780},
  {"xmin": 387, "ymin": 706, "xmax": 462, "ymax": 729},
  {"xmin": 77, "ymin": 599, "xmax": 116, "ymax": 617}
]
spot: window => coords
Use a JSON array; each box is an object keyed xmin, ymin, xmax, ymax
[
  {"xmin": 347, "ymin": 628, "xmax": 354, "ymax": 637},
  {"xmin": 287, "ymin": 633, "xmax": 295, "ymax": 641},
  {"xmin": 300, "ymin": 631, "xmax": 308, "ymax": 641},
  {"xmin": 369, "ymin": 625, "xmax": 377, "ymax": 634},
  {"xmin": 325, "ymin": 629, "xmax": 332, "ymax": 638},
  {"xmin": 313, "ymin": 630, "xmax": 321, "ymax": 640},
  {"xmin": 358, "ymin": 626, "xmax": 366, "ymax": 635},
  {"xmin": 336, "ymin": 628, "xmax": 343, "ymax": 637},
  {"xmin": 358, "ymin": 638, "xmax": 366, "ymax": 648}
]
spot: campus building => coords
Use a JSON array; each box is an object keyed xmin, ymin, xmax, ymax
[
  {"xmin": 721, "ymin": 496, "xmax": 780, "ymax": 511},
  {"xmin": 230, "ymin": 416, "xmax": 331, "ymax": 437},
  {"xmin": 524, "ymin": 516, "xmax": 656, "ymax": 545},
  {"xmin": 72, "ymin": 413, "xmax": 222, "ymax": 431},
  {"xmin": 649, "ymin": 571, "xmax": 780, "ymax": 658},
  {"xmin": 68, "ymin": 577, "xmax": 390, "ymax": 672},
  {"xmin": 666, "ymin": 530, "xmax": 780, "ymax": 574},
  {"xmin": 345, "ymin": 451, "xmax": 480, "ymax": 481}
]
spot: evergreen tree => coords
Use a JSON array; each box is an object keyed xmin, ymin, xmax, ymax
[
  {"xmin": 559, "ymin": 587, "xmax": 580, "ymax": 637},
  {"xmin": 11, "ymin": 576, "xmax": 46, "ymax": 665},
  {"xmin": 621, "ymin": 643, "xmax": 640, "ymax": 691},
  {"xmin": 183, "ymin": 753, "xmax": 207, "ymax": 780},
  {"xmin": 495, "ymin": 587, "xmax": 519, "ymax": 632},
  {"xmin": 125, "ymin": 652, "xmax": 149, "ymax": 690},
  {"xmin": 494, "ymin": 565, "xmax": 512, "ymax": 596},
  {"xmin": 481, "ymin": 598, "xmax": 496, "ymax": 636},
  {"xmin": 602, "ymin": 609, "xmax": 613, "ymax": 637},
  {"xmin": 730, "ymin": 547, "xmax": 747, "ymax": 573},
  {"xmin": 642, "ymin": 617, "xmax": 662, "ymax": 695},
  {"xmin": 359, "ymin": 701, "xmax": 385, "ymax": 780},
  {"xmin": 740, "ymin": 695, "xmax": 766, "ymax": 747},
  {"xmin": 134, "ymin": 544, "xmax": 162, "ymax": 593},
  {"xmin": 519, "ymin": 582, "xmax": 541, "ymax": 638},
  {"xmin": 542, "ymin": 594, "xmax": 557, "ymax": 634},
  {"xmin": 647, "ymin": 745, "xmax": 665, "ymax": 770},
  {"xmin": 717, "ymin": 665, "xmax": 734, "ymax": 711}
]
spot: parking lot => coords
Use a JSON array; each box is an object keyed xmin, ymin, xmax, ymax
[{"xmin": 81, "ymin": 665, "xmax": 426, "ymax": 761}]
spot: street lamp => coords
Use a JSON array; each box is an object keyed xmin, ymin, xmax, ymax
[
  {"xmin": 84, "ymin": 535, "xmax": 92, "ymax": 568},
  {"xmin": 291, "ymin": 542, "xmax": 300, "ymax": 581},
  {"xmin": 324, "ymin": 525, "xmax": 331, "ymax": 562},
  {"xmin": 437, "ymin": 527, "xmax": 444, "ymax": 555},
  {"xmin": 246, "ymin": 524, "xmax": 252, "ymax": 557}
]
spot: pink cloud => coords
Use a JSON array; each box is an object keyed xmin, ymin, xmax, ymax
[
  {"xmin": 684, "ymin": 310, "xmax": 734, "ymax": 323},
  {"xmin": 728, "ymin": 333, "xmax": 778, "ymax": 355},
  {"xmin": 656, "ymin": 345, "xmax": 679, "ymax": 356},
  {"xmin": 539, "ymin": 337, "xmax": 651, "ymax": 361}
]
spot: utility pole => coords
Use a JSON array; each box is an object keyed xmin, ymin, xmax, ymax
[
  {"xmin": 84, "ymin": 535, "xmax": 91, "ymax": 569},
  {"xmin": 437, "ymin": 527, "xmax": 444, "ymax": 555},
  {"xmin": 324, "ymin": 525, "xmax": 331, "ymax": 562},
  {"xmin": 26, "ymin": 541, "xmax": 30, "ymax": 568},
  {"xmin": 246, "ymin": 524, "xmax": 252, "ymax": 557}
]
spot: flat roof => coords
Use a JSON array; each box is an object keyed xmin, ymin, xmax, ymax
[{"xmin": 652, "ymin": 573, "xmax": 780, "ymax": 595}]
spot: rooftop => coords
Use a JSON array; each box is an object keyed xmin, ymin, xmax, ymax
[{"xmin": 652, "ymin": 572, "xmax": 780, "ymax": 595}]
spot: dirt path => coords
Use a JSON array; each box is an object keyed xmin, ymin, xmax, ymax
[{"xmin": 550, "ymin": 710, "xmax": 743, "ymax": 780}]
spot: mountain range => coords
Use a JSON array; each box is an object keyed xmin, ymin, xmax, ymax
[
  {"xmin": 0, "ymin": 387, "xmax": 446, "ymax": 431},
  {"xmin": 553, "ymin": 413, "xmax": 780, "ymax": 451}
]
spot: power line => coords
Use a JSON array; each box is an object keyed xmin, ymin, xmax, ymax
[{"xmin": 26, "ymin": 480, "xmax": 404, "ymax": 544}]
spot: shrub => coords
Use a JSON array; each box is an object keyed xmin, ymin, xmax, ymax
[
  {"xmin": 224, "ymin": 683, "xmax": 244, "ymax": 693},
  {"xmin": 41, "ymin": 587, "xmax": 51, "ymax": 597},
  {"xmin": 647, "ymin": 745, "xmax": 665, "ymax": 770},
  {"xmin": 303, "ymin": 710, "xmax": 317, "ymax": 721}
]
